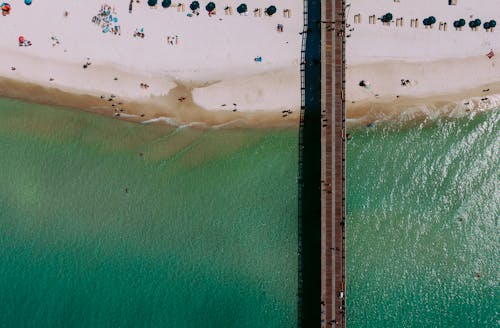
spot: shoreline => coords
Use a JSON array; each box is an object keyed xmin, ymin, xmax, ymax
[
  {"xmin": 2, "ymin": 72, "xmax": 498, "ymax": 129},
  {"xmin": 0, "ymin": 76, "xmax": 300, "ymax": 129},
  {"xmin": 0, "ymin": 0, "xmax": 499, "ymax": 128},
  {"xmin": 347, "ymin": 81, "xmax": 500, "ymax": 127}
]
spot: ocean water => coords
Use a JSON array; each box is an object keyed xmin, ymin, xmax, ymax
[
  {"xmin": 1, "ymin": 97, "xmax": 498, "ymax": 328},
  {"xmin": 346, "ymin": 110, "xmax": 499, "ymax": 327},
  {"xmin": 0, "ymin": 98, "xmax": 298, "ymax": 327}
]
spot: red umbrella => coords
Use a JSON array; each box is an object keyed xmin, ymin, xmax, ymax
[{"xmin": 18, "ymin": 36, "xmax": 25, "ymax": 43}]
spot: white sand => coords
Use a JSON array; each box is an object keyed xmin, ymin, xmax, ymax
[
  {"xmin": 346, "ymin": 0, "xmax": 500, "ymax": 113},
  {"xmin": 0, "ymin": 0, "xmax": 303, "ymax": 118},
  {"xmin": 1, "ymin": 0, "xmax": 499, "ymax": 125}
]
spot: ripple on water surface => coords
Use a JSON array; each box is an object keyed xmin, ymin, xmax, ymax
[
  {"xmin": 347, "ymin": 110, "xmax": 499, "ymax": 327},
  {"xmin": 0, "ymin": 98, "xmax": 299, "ymax": 327}
]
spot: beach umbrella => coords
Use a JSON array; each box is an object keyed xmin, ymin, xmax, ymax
[
  {"xmin": 266, "ymin": 5, "xmax": 276, "ymax": 16},
  {"xmin": 428, "ymin": 16, "xmax": 436, "ymax": 25},
  {"xmin": 459, "ymin": 18, "xmax": 466, "ymax": 27},
  {"xmin": 469, "ymin": 20, "xmax": 476, "ymax": 28},
  {"xmin": 147, "ymin": 0, "xmax": 157, "ymax": 6},
  {"xmin": 423, "ymin": 18, "xmax": 430, "ymax": 26},
  {"xmin": 484, "ymin": 22, "xmax": 491, "ymax": 30},
  {"xmin": 18, "ymin": 36, "xmax": 24, "ymax": 43},
  {"xmin": 474, "ymin": 19, "xmax": 481, "ymax": 26},
  {"xmin": 453, "ymin": 20, "xmax": 460, "ymax": 28},
  {"xmin": 189, "ymin": 1, "xmax": 199, "ymax": 11},
  {"xmin": 24, "ymin": 0, "xmax": 32, "ymax": 5},
  {"xmin": 237, "ymin": 3, "xmax": 247, "ymax": 14},
  {"xmin": 489, "ymin": 20, "xmax": 496, "ymax": 28},
  {"xmin": 382, "ymin": 13, "xmax": 393, "ymax": 22},
  {"xmin": 161, "ymin": 0, "xmax": 171, "ymax": 8},
  {"xmin": 359, "ymin": 80, "xmax": 370, "ymax": 87},
  {"xmin": 205, "ymin": 2, "xmax": 215, "ymax": 12}
]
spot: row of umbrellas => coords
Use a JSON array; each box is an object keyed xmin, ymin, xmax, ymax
[
  {"xmin": 147, "ymin": 1, "xmax": 277, "ymax": 16},
  {"xmin": 382, "ymin": 12, "xmax": 497, "ymax": 30},
  {"xmin": 148, "ymin": 0, "xmax": 171, "ymax": 8},
  {"xmin": 453, "ymin": 18, "xmax": 496, "ymax": 29}
]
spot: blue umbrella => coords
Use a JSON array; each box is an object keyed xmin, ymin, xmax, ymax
[
  {"xmin": 484, "ymin": 22, "xmax": 491, "ymax": 29},
  {"xmin": 148, "ymin": 0, "xmax": 157, "ymax": 6},
  {"xmin": 489, "ymin": 20, "xmax": 496, "ymax": 28},
  {"xmin": 237, "ymin": 3, "xmax": 247, "ymax": 14},
  {"xmin": 161, "ymin": 0, "xmax": 171, "ymax": 8},
  {"xmin": 266, "ymin": 5, "xmax": 276, "ymax": 16},
  {"xmin": 381, "ymin": 13, "xmax": 393, "ymax": 23},
  {"xmin": 190, "ymin": 1, "xmax": 200, "ymax": 11},
  {"xmin": 24, "ymin": 0, "xmax": 32, "ymax": 5},
  {"xmin": 205, "ymin": 2, "xmax": 215, "ymax": 12}
]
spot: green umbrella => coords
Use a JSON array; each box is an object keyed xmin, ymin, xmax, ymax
[
  {"xmin": 237, "ymin": 3, "xmax": 247, "ymax": 14},
  {"xmin": 459, "ymin": 18, "xmax": 466, "ymax": 27},
  {"xmin": 148, "ymin": 0, "xmax": 157, "ymax": 6},
  {"xmin": 382, "ymin": 13, "xmax": 393, "ymax": 23},
  {"xmin": 428, "ymin": 16, "xmax": 436, "ymax": 24},
  {"xmin": 489, "ymin": 20, "xmax": 496, "ymax": 28},
  {"xmin": 484, "ymin": 22, "xmax": 491, "ymax": 29},
  {"xmin": 266, "ymin": 5, "xmax": 276, "ymax": 16},
  {"xmin": 189, "ymin": 1, "xmax": 199, "ymax": 11},
  {"xmin": 474, "ymin": 18, "xmax": 481, "ymax": 26},
  {"xmin": 161, "ymin": 0, "xmax": 171, "ymax": 8},
  {"xmin": 205, "ymin": 2, "xmax": 215, "ymax": 12},
  {"xmin": 469, "ymin": 20, "xmax": 476, "ymax": 28}
]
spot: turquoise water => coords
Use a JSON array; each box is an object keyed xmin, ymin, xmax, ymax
[
  {"xmin": 1, "ymin": 97, "xmax": 498, "ymax": 327},
  {"xmin": 0, "ymin": 98, "xmax": 298, "ymax": 327},
  {"xmin": 347, "ymin": 110, "xmax": 499, "ymax": 327}
]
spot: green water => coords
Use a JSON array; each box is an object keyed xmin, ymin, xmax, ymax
[
  {"xmin": 0, "ymin": 98, "xmax": 298, "ymax": 327},
  {"xmin": 347, "ymin": 111, "xmax": 499, "ymax": 327},
  {"xmin": 1, "ymin": 98, "xmax": 498, "ymax": 327}
]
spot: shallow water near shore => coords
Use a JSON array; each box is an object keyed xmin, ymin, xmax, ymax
[
  {"xmin": 346, "ymin": 109, "xmax": 499, "ymax": 327},
  {"xmin": 1, "ymin": 98, "xmax": 498, "ymax": 327},
  {"xmin": 0, "ymin": 98, "xmax": 299, "ymax": 327}
]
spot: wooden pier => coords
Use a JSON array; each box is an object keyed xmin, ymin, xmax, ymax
[{"xmin": 321, "ymin": 0, "xmax": 346, "ymax": 327}]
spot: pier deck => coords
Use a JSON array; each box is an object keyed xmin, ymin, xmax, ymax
[{"xmin": 321, "ymin": 0, "xmax": 346, "ymax": 327}]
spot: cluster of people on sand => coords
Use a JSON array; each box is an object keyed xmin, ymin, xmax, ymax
[
  {"xmin": 92, "ymin": 4, "xmax": 121, "ymax": 35},
  {"xmin": 50, "ymin": 36, "xmax": 60, "ymax": 47},
  {"xmin": 83, "ymin": 58, "xmax": 92, "ymax": 69},
  {"xmin": 166, "ymin": 35, "xmax": 179, "ymax": 45},
  {"xmin": 18, "ymin": 36, "xmax": 32, "ymax": 47},
  {"xmin": 400, "ymin": 79, "xmax": 412, "ymax": 86},
  {"xmin": 133, "ymin": 27, "xmax": 145, "ymax": 38},
  {"xmin": 140, "ymin": 82, "xmax": 150, "ymax": 89},
  {"xmin": 1, "ymin": 2, "xmax": 11, "ymax": 16}
]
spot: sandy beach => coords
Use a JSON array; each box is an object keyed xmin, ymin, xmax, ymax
[
  {"xmin": 0, "ymin": 0, "xmax": 499, "ymax": 126},
  {"xmin": 0, "ymin": 0, "xmax": 302, "ymax": 126},
  {"xmin": 346, "ymin": 0, "xmax": 500, "ymax": 125}
]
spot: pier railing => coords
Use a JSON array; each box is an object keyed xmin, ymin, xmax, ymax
[{"xmin": 297, "ymin": 0, "xmax": 308, "ymax": 325}]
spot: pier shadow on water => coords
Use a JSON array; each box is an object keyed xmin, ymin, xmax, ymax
[{"xmin": 297, "ymin": 0, "xmax": 322, "ymax": 327}]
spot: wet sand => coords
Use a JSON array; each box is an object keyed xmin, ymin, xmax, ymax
[{"xmin": 0, "ymin": 76, "xmax": 299, "ymax": 128}]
